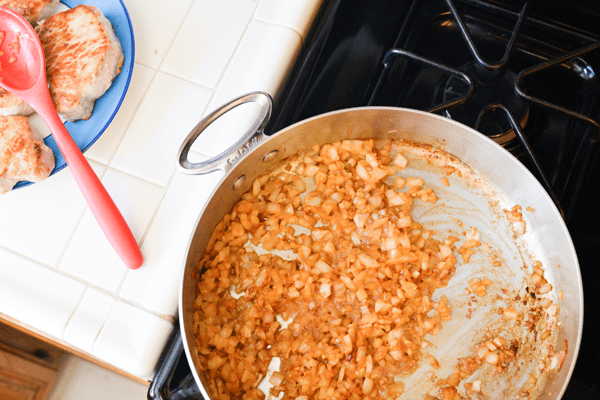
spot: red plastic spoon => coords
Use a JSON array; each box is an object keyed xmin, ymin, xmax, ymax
[{"xmin": 0, "ymin": 6, "xmax": 143, "ymax": 269}]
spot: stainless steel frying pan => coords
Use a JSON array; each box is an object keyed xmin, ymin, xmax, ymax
[{"xmin": 177, "ymin": 92, "xmax": 582, "ymax": 399}]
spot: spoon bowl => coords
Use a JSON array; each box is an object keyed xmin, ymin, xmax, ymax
[
  {"xmin": 0, "ymin": 8, "xmax": 45, "ymax": 93},
  {"xmin": 0, "ymin": 6, "xmax": 143, "ymax": 269}
]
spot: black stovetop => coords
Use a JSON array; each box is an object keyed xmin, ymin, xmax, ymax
[{"xmin": 149, "ymin": 1, "xmax": 600, "ymax": 398}]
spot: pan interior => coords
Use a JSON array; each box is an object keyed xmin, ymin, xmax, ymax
[
  {"xmin": 379, "ymin": 142, "xmax": 560, "ymax": 398},
  {"xmin": 179, "ymin": 107, "xmax": 581, "ymax": 400}
]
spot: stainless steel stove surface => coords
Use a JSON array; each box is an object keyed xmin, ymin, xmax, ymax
[{"xmin": 149, "ymin": 1, "xmax": 600, "ymax": 398}]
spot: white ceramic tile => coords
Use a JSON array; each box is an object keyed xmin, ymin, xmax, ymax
[
  {"xmin": 111, "ymin": 72, "xmax": 214, "ymax": 187},
  {"xmin": 120, "ymin": 163, "xmax": 224, "ymax": 316},
  {"xmin": 255, "ymin": 0, "xmax": 324, "ymax": 37},
  {"xmin": 124, "ymin": 0, "xmax": 196, "ymax": 69},
  {"xmin": 0, "ymin": 168, "xmax": 88, "ymax": 267},
  {"xmin": 209, "ymin": 20, "xmax": 303, "ymax": 107},
  {"xmin": 0, "ymin": 248, "xmax": 86, "ymax": 338},
  {"xmin": 59, "ymin": 168, "xmax": 164, "ymax": 292},
  {"xmin": 194, "ymin": 20, "xmax": 302, "ymax": 157},
  {"xmin": 161, "ymin": 0, "xmax": 257, "ymax": 88},
  {"xmin": 93, "ymin": 301, "xmax": 173, "ymax": 379},
  {"xmin": 86, "ymin": 64, "xmax": 157, "ymax": 164},
  {"xmin": 63, "ymin": 288, "xmax": 116, "ymax": 353}
]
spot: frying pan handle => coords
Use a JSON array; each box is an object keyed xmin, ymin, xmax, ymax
[
  {"xmin": 147, "ymin": 324, "xmax": 205, "ymax": 400},
  {"xmin": 177, "ymin": 91, "xmax": 273, "ymax": 175}
]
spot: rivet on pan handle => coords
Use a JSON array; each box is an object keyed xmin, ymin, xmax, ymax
[{"xmin": 177, "ymin": 91, "xmax": 273, "ymax": 175}]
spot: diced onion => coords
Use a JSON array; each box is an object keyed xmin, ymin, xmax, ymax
[
  {"xmin": 269, "ymin": 371, "xmax": 285, "ymax": 386},
  {"xmin": 362, "ymin": 377, "xmax": 375, "ymax": 394},
  {"xmin": 191, "ymin": 138, "xmax": 541, "ymax": 400}
]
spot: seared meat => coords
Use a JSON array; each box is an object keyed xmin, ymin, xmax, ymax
[
  {"xmin": 0, "ymin": 116, "xmax": 54, "ymax": 193},
  {"xmin": 0, "ymin": 88, "xmax": 35, "ymax": 117},
  {"xmin": 37, "ymin": 5, "xmax": 124, "ymax": 121},
  {"xmin": 0, "ymin": 0, "xmax": 59, "ymax": 25}
]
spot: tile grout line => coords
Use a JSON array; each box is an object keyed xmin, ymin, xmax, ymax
[
  {"xmin": 87, "ymin": 65, "xmax": 161, "ymax": 168},
  {"xmin": 149, "ymin": 0, "xmax": 200, "ymax": 75},
  {"xmin": 199, "ymin": 0, "xmax": 261, "ymax": 114},
  {"xmin": 0, "ymin": 243, "xmax": 176, "ymax": 323},
  {"xmin": 59, "ymin": 285, "xmax": 94, "ymax": 342},
  {"xmin": 89, "ymin": 297, "xmax": 118, "ymax": 356}
]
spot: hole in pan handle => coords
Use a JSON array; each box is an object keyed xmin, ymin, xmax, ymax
[{"xmin": 177, "ymin": 91, "xmax": 273, "ymax": 175}]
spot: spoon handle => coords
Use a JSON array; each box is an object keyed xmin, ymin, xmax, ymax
[{"xmin": 36, "ymin": 96, "xmax": 143, "ymax": 270}]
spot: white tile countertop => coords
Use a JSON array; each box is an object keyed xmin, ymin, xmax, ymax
[{"xmin": 0, "ymin": 0, "xmax": 324, "ymax": 380}]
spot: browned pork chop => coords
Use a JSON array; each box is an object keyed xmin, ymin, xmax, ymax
[
  {"xmin": 0, "ymin": 116, "xmax": 54, "ymax": 193},
  {"xmin": 37, "ymin": 5, "xmax": 124, "ymax": 122},
  {"xmin": 0, "ymin": 0, "xmax": 59, "ymax": 25},
  {"xmin": 0, "ymin": 88, "xmax": 35, "ymax": 117}
]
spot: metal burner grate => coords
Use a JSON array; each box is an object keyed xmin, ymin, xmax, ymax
[{"xmin": 369, "ymin": 0, "xmax": 600, "ymax": 220}]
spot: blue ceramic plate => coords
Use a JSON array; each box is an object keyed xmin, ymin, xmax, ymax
[{"xmin": 14, "ymin": 0, "xmax": 135, "ymax": 189}]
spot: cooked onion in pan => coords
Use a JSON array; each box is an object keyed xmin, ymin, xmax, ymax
[{"xmin": 192, "ymin": 138, "xmax": 562, "ymax": 400}]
